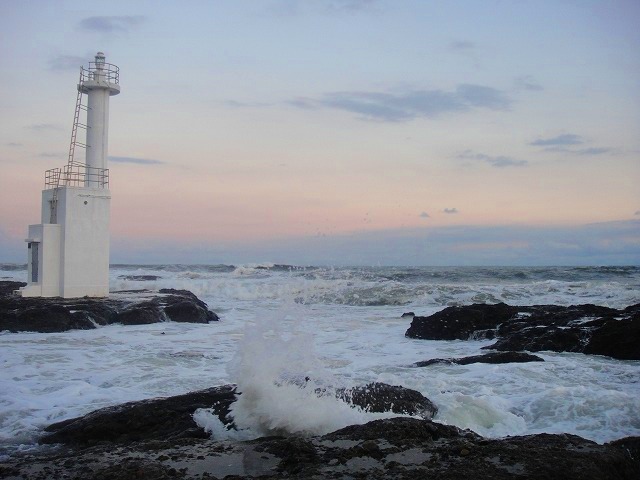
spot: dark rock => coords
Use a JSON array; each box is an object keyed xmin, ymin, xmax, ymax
[
  {"xmin": 40, "ymin": 382, "xmax": 436, "ymax": 448},
  {"xmin": 485, "ymin": 326, "xmax": 585, "ymax": 354},
  {"xmin": 15, "ymin": 303, "xmax": 96, "ymax": 332},
  {"xmin": 162, "ymin": 290, "xmax": 219, "ymax": 323},
  {"xmin": 118, "ymin": 275, "xmax": 162, "ymax": 281},
  {"xmin": 159, "ymin": 288, "xmax": 200, "ymax": 300},
  {"xmin": 609, "ymin": 436, "xmax": 640, "ymax": 464},
  {"xmin": 0, "ymin": 280, "xmax": 26, "ymax": 296},
  {"xmin": 89, "ymin": 459, "xmax": 182, "ymax": 480},
  {"xmin": 0, "ymin": 284, "xmax": 219, "ymax": 333},
  {"xmin": 68, "ymin": 301, "xmax": 119, "ymax": 326},
  {"xmin": 401, "ymin": 312, "xmax": 415, "ymax": 318},
  {"xmin": 164, "ymin": 300, "xmax": 203, "ymax": 323},
  {"xmin": 583, "ymin": 312, "xmax": 640, "ymax": 360},
  {"xmin": 407, "ymin": 302, "xmax": 640, "ymax": 360},
  {"xmin": 406, "ymin": 303, "xmax": 519, "ymax": 340},
  {"xmin": 337, "ymin": 382, "xmax": 438, "ymax": 419},
  {"xmin": 323, "ymin": 420, "xmax": 639, "ymax": 479},
  {"xmin": 263, "ymin": 437, "xmax": 318, "ymax": 473},
  {"xmin": 325, "ymin": 417, "xmax": 474, "ymax": 445},
  {"xmin": 118, "ymin": 301, "xmax": 165, "ymax": 325},
  {"xmin": 4, "ymin": 417, "xmax": 640, "ymax": 479},
  {"xmin": 41, "ymin": 384, "xmax": 237, "ymax": 446},
  {"xmin": 485, "ymin": 307, "xmax": 640, "ymax": 360},
  {"xmin": 415, "ymin": 351, "xmax": 544, "ymax": 367}
]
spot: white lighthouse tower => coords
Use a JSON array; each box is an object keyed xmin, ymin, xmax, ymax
[{"xmin": 20, "ymin": 52, "xmax": 120, "ymax": 298}]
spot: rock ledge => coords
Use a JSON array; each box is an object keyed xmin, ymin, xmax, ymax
[
  {"xmin": 406, "ymin": 302, "xmax": 640, "ymax": 360},
  {"xmin": 0, "ymin": 281, "xmax": 219, "ymax": 333}
]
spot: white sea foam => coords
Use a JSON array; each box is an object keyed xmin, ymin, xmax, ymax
[
  {"xmin": 217, "ymin": 304, "xmax": 399, "ymax": 438},
  {"xmin": 1, "ymin": 265, "xmax": 639, "ymax": 458},
  {"xmin": 104, "ymin": 265, "xmax": 640, "ymax": 310}
]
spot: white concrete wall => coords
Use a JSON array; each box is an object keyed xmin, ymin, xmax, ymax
[
  {"xmin": 21, "ymin": 186, "xmax": 111, "ymax": 298},
  {"xmin": 41, "ymin": 188, "xmax": 55, "ymax": 224},
  {"xmin": 57, "ymin": 186, "xmax": 111, "ymax": 297},
  {"xmin": 39, "ymin": 224, "xmax": 62, "ymax": 296},
  {"xmin": 86, "ymin": 87, "xmax": 110, "ymax": 176},
  {"xmin": 20, "ymin": 223, "xmax": 61, "ymax": 297}
]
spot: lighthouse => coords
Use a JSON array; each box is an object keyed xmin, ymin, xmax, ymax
[{"xmin": 20, "ymin": 52, "xmax": 120, "ymax": 298}]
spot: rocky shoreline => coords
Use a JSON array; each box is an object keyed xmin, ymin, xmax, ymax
[
  {"xmin": 0, "ymin": 281, "xmax": 218, "ymax": 333},
  {"xmin": 0, "ymin": 385, "xmax": 638, "ymax": 479},
  {"xmin": 406, "ymin": 302, "xmax": 640, "ymax": 360},
  {"xmin": 38, "ymin": 382, "xmax": 436, "ymax": 447},
  {"xmin": 2, "ymin": 294, "xmax": 640, "ymax": 478}
]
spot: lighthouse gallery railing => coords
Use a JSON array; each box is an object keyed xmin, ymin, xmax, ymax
[
  {"xmin": 45, "ymin": 165, "xmax": 109, "ymax": 189},
  {"xmin": 80, "ymin": 61, "xmax": 120, "ymax": 84}
]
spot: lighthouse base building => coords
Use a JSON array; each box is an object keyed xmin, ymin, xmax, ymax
[
  {"xmin": 20, "ymin": 52, "xmax": 119, "ymax": 299},
  {"xmin": 21, "ymin": 186, "xmax": 111, "ymax": 298}
]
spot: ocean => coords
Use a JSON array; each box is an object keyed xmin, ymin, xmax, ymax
[{"xmin": 1, "ymin": 264, "xmax": 639, "ymax": 459}]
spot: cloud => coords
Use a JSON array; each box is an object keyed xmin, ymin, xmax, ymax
[
  {"xmin": 269, "ymin": 0, "xmax": 377, "ymax": 16},
  {"xmin": 449, "ymin": 40, "xmax": 475, "ymax": 51},
  {"xmin": 574, "ymin": 147, "xmax": 612, "ymax": 156},
  {"xmin": 39, "ymin": 152, "xmax": 63, "ymax": 158},
  {"xmin": 457, "ymin": 85, "xmax": 510, "ymax": 109},
  {"xmin": 458, "ymin": 150, "xmax": 528, "ymax": 168},
  {"xmin": 25, "ymin": 124, "xmax": 63, "ymax": 132},
  {"xmin": 79, "ymin": 16, "xmax": 145, "ymax": 33},
  {"xmin": 530, "ymin": 134, "xmax": 583, "ymax": 146},
  {"xmin": 109, "ymin": 156, "xmax": 164, "ymax": 165},
  {"xmin": 419, "ymin": 212, "xmax": 430, "ymax": 218},
  {"xmin": 514, "ymin": 75, "xmax": 543, "ymax": 91},
  {"xmin": 530, "ymin": 135, "xmax": 614, "ymax": 156},
  {"xmin": 443, "ymin": 208, "xmax": 458, "ymax": 214},
  {"xmin": 293, "ymin": 85, "xmax": 511, "ymax": 122},
  {"xmin": 635, "ymin": 211, "xmax": 640, "ymax": 216},
  {"xmin": 448, "ymin": 40, "xmax": 481, "ymax": 67},
  {"xmin": 225, "ymin": 100, "xmax": 275, "ymax": 108},
  {"xmin": 286, "ymin": 98, "xmax": 317, "ymax": 109},
  {"xmin": 49, "ymin": 55, "xmax": 86, "ymax": 71},
  {"xmin": 6, "ymin": 142, "xmax": 22, "ymax": 147},
  {"xmin": 327, "ymin": 0, "xmax": 377, "ymax": 12}
]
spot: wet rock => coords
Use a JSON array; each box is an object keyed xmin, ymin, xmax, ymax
[
  {"xmin": 0, "ymin": 280, "xmax": 26, "ymax": 296},
  {"xmin": 325, "ymin": 417, "xmax": 475, "ymax": 445},
  {"xmin": 486, "ymin": 326, "xmax": 583, "ymax": 354},
  {"xmin": 118, "ymin": 301, "xmax": 165, "ymax": 325},
  {"xmin": 406, "ymin": 303, "xmax": 519, "ymax": 340},
  {"xmin": 337, "ymin": 382, "xmax": 438, "ymax": 419},
  {"xmin": 161, "ymin": 289, "xmax": 219, "ymax": 323},
  {"xmin": 582, "ymin": 310, "xmax": 640, "ymax": 359},
  {"xmin": 40, "ymin": 384, "xmax": 237, "ymax": 446},
  {"xmin": 0, "ymin": 282, "xmax": 219, "ymax": 333},
  {"xmin": 609, "ymin": 436, "xmax": 640, "ymax": 464},
  {"xmin": 414, "ymin": 351, "xmax": 544, "ymax": 367},
  {"xmin": 40, "ymin": 382, "xmax": 436, "ymax": 448},
  {"xmin": 14, "ymin": 303, "xmax": 97, "ymax": 332},
  {"xmin": 5, "ymin": 418, "xmax": 640, "ymax": 479},
  {"xmin": 485, "ymin": 307, "xmax": 640, "ymax": 360},
  {"xmin": 118, "ymin": 275, "xmax": 162, "ymax": 281},
  {"xmin": 323, "ymin": 420, "xmax": 639, "ymax": 479},
  {"xmin": 90, "ymin": 459, "xmax": 182, "ymax": 480},
  {"xmin": 406, "ymin": 302, "xmax": 640, "ymax": 360},
  {"xmin": 263, "ymin": 437, "xmax": 318, "ymax": 474}
]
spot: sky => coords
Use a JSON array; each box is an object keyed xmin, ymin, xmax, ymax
[{"xmin": 0, "ymin": 0, "xmax": 639, "ymax": 266}]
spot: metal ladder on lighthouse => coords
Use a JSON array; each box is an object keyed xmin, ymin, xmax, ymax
[{"xmin": 49, "ymin": 69, "xmax": 89, "ymax": 223}]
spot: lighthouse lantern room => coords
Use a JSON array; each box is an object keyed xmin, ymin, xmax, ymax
[{"xmin": 20, "ymin": 52, "xmax": 120, "ymax": 298}]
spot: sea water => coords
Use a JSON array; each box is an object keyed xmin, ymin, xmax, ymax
[{"xmin": 1, "ymin": 264, "xmax": 639, "ymax": 459}]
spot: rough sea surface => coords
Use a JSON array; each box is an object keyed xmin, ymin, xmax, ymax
[{"xmin": 1, "ymin": 264, "xmax": 639, "ymax": 460}]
